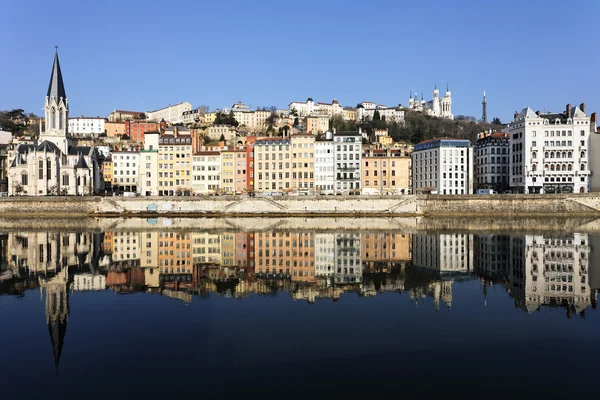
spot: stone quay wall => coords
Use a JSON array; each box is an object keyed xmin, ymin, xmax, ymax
[{"xmin": 1, "ymin": 193, "xmax": 600, "ymax": 218}]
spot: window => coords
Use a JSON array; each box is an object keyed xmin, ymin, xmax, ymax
[
  {"xmin": 62, "ymin": 174, "xmax": 69, "ymax": 186},
  {"xmin": 38, "ymin": 160, "xmax": 44, "ymax": 179},
  {"xmin": 21, "ymin": 172, "xmax": 28, "ymax": 186}
]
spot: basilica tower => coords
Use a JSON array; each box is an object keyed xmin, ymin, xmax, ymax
[{"xmin": 42, "ymin": 48, "xmax": 72, "ymax": 153}]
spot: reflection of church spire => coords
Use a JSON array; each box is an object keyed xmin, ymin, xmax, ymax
[{"xmin": 42, "ymin": 267, "xmax": 69, "ymax": 373}]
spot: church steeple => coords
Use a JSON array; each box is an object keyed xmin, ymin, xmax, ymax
[{"xmin": 47, "ymin": 47, "xmax": 66, "ymax": 103}]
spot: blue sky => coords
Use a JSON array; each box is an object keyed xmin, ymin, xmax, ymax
[{"xmin": 1, "ymin": 0, "xmax": 598, "ymax": 123}]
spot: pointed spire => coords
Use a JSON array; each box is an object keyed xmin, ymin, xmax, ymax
[
  {"xmin": 47, "ymin": 48, "xmax": 66, "ymax": 102},
  {"xmin": 446, "ymin": 83, "xmax": 449, "ymax": 93}
]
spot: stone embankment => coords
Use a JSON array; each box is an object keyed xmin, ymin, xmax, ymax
[{"xmin": 2, "ymin": 193, "xmax": 600, "ymax": 218}]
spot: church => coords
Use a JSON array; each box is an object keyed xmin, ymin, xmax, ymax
[
  {"xmin": 7, "ymin": 50, "xmax": 103, "ymax": 196},
  {"xmin": 407, "ymin": 85, "xmax": 454, "ymax": 120}
]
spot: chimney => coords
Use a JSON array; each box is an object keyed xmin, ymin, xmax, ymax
[
  {"xmin": 580, "ymin": 103, "xmax": 586, "ymax": 114},
  {"xmin": 566, "ymin": 104, "xmax": 571, "ymax": 119},
  {"xmin": 536, "ymin": 110, "xmax": 541, "ymax": 117},
  {"xmin": 591, "ymin": 112, "xmax": 597, "ymax": 129}
]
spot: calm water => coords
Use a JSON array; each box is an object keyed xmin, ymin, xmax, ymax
[{"xmin": 1, "ymin": 225, "xmax": 599, "ymax": 398}]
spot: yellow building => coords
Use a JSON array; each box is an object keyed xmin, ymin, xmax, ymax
[
  {"xmin": 192, "ymin": 232, "xmax": 222, "ymax": 265},
  {"xmin": 361, "ymin": 232, "xmax": 412, "ymax": 270},
  {"xmin": 290, "ymin": 134, "xmax": 315, "ymax": 194},
  {"xmin": 102, "ymin": 158, "xmax": 113, "ymax": 188},
  {"xmin": 342, "ymin": 108, "xmax": 357, "ymax": 121},
  {"xmin": 362, "ymin": 149, "xmax": 411, "ymax": 195},
  {"xmin": 220, "ymin": 148, "xmax": 236, "ymax": 194},
  {"xmin": 220, "ymin": 232, "xmax": 236, "ymax": 268},
  {"xmin": 204, "ymin": 112, "xmax": 217, "ymax": 126},
  {"xmin": 254, "ymin": 137, "xmax": 291, "ymax": 194},
  {"xmin": 141, "ymin": 231, "xmax": 160, "ymax": 288},
  {"xmin": 158, "ymin": 126, "xmax": 193, "ymax": 196}
]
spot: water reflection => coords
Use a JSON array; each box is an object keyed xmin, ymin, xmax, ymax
[{"xmin": 0, "ymin": 228, "xmax": 599, "ymax": 373}]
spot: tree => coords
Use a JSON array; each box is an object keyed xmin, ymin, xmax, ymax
[
  {"xmin": 14, "ymin": 183, "xmax": 23, "ymax": 195},
  {"xmin": 491, "ymin": 117, "xmax": 502, "ymax": 125},
  {"xmin": 373, "ymin": 110, "xmax": 381, "ymax": 121},
  {"xmin": 293, "ymin": 117, "xmax": 299, "ymax": 126},
  {"xmin": 198, "ymin": 105, "xmax": 210, "ymax": 112},
  {"xmin": 219, "ymin": 134, "xmax": 226, "ymax": 142}
]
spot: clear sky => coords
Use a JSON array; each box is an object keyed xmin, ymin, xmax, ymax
[{"xmin": 1, "ymin": 0, "xmax": 598, "ymax": 123}]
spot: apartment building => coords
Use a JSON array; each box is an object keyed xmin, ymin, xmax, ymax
[
  {"xmin": 68, "ymin": 117, "xmax": 105, "ymax": 136},
  {"xmin": 139, "ymin": 132, "xmax": 159, "ymax": 196},
  {"xmin": 254, "ymin": 137, "xmax": 291, "ymax": 194},
  {"xmin": 306, "ymin": 115, "xmax": 329, "ymax": 134},
  {"xmin": 108, "ymin": 109, "xmax": 145, "ymax": 122},
  {"xmin": 333, "ymin": 132, "xmax": 362, "ymax": 194},
  {"xmin": 192, "ymin": 232, "xmax": 221, "ymax": 265},
  {"xmin": 207, "ymin": 125, "xmax": 237, "ymax": 141},
  {"xmin": 290, "ymin": 134, "xmax": 315, "ymax": 194},
  {"xmin": 105, "ymin": 121, "xmax": 127, "ymax": 137},
  {"xmin": 474, "ymin": 132, "xmax": 509, "ymax": 192},
  {"xmin": 192, "ymin": 151, "xmax": 221, "ymax": 194},
  {"xmin": 412, "ymin": 233, "xmax": 475, "ymax": 278},
  {"xmin": 233, "ymin": 149, "xmax": 247, "ymax": 193},
  {"xmin": 508, "ymin": 104, "xmax": 591, "ymax": 194},
  {"xmin": 220, "ymin": 148, "xmax": 236, "ymax": 194},
  {"xmin": 315, "ymin": 137, "xmax": 335, "ymax": 194},
  {"xmin": 412, "ymin": 138, "xmax": 474, "ymax": 194},
  {"xmin": 112, "ymin": 151, "xmax": 140, "ymax": 192},
  {"xmin": 158, "ymin": 126, "xmax": 192, "ymax": 196},
  {"xmin": 362, "ymin": 148, "xmax": 411, "ymax": 195},
  {"xmin": 125, "ymin": 120, "xmax": 160, "ymax": 141}
]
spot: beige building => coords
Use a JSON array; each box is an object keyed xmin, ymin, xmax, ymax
[
  {"xmin": 207, "ymin": 125, "xmax": 237, "ymax": 141},
  {"xmin": 204, "ymin": 112, "xmax": 217, "ymax": 125},
  {"xmin": 305, "ymin": 116, "xmax": 329, "ymax": 134},
  {"xmin": 290, "ymin": 134, "xmax": 315, "ymax": 194},
  {"xmin": 146, "ymin": 102, "xmax": 192, "ymax": 124},
  {"xmin": 158, "ymin": 126, "xmax": 192, "ymax": 196},
  {"xmin": 192, "ymin": 232, "xmax": 221, "ymax": 265},
  {"xmin": 139, "ymin": 132, "xmax": 159, "ymax": 196},
  {"xmin": 108, "ymin": 109, "xmax": 145, "ymax": 122},
  {"xmin": 362, "ymin": 149, "xmax": 411, "ymax": 195},
  {"xmin": 220, "ymin": 148, "xmax": 236, "ymax": 194},
  {"xmin": 254, "ymin": 137, "xmax": 291, "ymax": 194},
  {"xmin": 220, "ymin": 232, "xmax": 236, "ymax": 268}
]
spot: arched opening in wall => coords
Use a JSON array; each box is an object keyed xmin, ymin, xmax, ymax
[
  {"xmin": 58, "ymin": 108, "xmax": 63, "ymax": 129},
  {"xmin": 562, "ymin": 165, "xmax": 567, "ymax": 171},
  {"xmin": 568, "ymin": 164, "xmax": 572, "ymax": 171},
  {"xmin": 21, "ymin": 172, "xmax": 28, "ymax": 185},
  {"xmin": 51, "ymin": 108, "xmax": 56, "ymax": 129},
  {"xmin": 550, "ymin": 165, "xmax": 555, "ymax": 171},
  {"xmin": 580, "ymin": 187, "xmax": 585, "ymax": 193},
  {"xmin": 532, "ymin": 164, "xmax": 537, "ymax": 172}
]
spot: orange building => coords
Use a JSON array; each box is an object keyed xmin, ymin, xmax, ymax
[
  {"xmin": 125, "ymin": 120, "xmax": 160, "ymax": 141},
  {"xmin": 361, "ymin": 232, "xmax": 412, "ymax": 271},
  {"xmin": 158, "ymin": 231, "xmax": 192, "ymax": 275},
  {"xmin": 245, "ymin": 136, "xmax": 257, "ymax": 192},
  {"xmin": 105, "ymin": 121, "xmax": 127, "ymax": 137},
  {"xmin": 255, "ymin": 232, "xmax": 314, "ymax": 281}
]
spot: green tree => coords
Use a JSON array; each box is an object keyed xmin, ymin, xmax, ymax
[
  {"xmin": 219, "ymin": 134, "xmax": 226, "ymax": 142},
  {"xmin": 491, "ymin": 117, "xmax": 502, "ymax": 125},
  {"xmin": 373, "ymin": 110, "xmax": 381, "ymax": 121}
]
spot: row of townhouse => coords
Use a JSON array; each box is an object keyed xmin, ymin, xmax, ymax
[
  {"xmin": 289, "ymin": 98, "xmax": 404, "ymax": 124},
  {"xmin": 412, "ymin": 103, "xmax": 598, "ymax": 195}
]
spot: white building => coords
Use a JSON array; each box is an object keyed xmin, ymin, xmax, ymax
[
  {"xmin": 192, "ymin": 151, "xmax": 221, "ymax": 194},
  {"xmin": 7, "ymin": 50, "xmax": 103, "ymax": 196},
  {"xmin": 412, "ymin": 138, "xmax": 474, "ymax": 194},
  {"xmin": 68, "ymin": 117, "xmax": 106, "ymax": 136},
  {"xmin": 146, "ymin": 102, "xmax": 192, "ymax": 124},
  {"xmin": 315, "ymin": 136, "xmax": 335, "ymax": 194},
  {"xmin": 112, "ymin": 151, "xmax": 139, "ymax": 192},
  {"xmin": 474, "ymin": 132, "xmax": 510, "ymax": 192},
  {"xmin": 182, "ymin": 108, "xmax": 205, "ymax": 125},
  {"xmin": 289, "ymin": 98, "xmax": 317, "ymax": 117},
  {"xmin": 72, "ymin": 274, "xmax": 106, "ymax": 291},
  {"xmin": 356, "ymin": 103, "xmax": 405, "ymax": 124},
  {"xmin": 407, "ymin": 86, "xmax": 453, "ymax": 120},
  {"xmin": 333, "ymin": 132, "xmax": 362, "ymax": 194},
  {"xmin": 508, "ymin": 104, "xmax": 591, "ymax": 194}
]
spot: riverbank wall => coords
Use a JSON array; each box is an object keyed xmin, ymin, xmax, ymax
[{"xmin": 1, "ymin": 193, "xmax": 600, "ymax": 218}]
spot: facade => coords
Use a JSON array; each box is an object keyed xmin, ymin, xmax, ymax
[
  {"xmin": 146, "ymin": 102, "xmax": 192, "ymax": 124},
  {"xmin": 508, "ymin": 105, "xmax": 591, "ymax": 194},
  {"xmin": 407, "ymin": 86, "xmax": 453, "ymax": 120},
  {"xmin": 289, "ymin": 98, "xmax": 317, "ymax": 117},
  {"xmin": 192, "ymin": 151, "xmax": 221, "ymax": 194},
  {"xmin": 207, "ymin": 125, "xmax": 237, "ymax": 141},
  {"xmin": 357, "ymin": 104, "xmax": 405, "ymax": 124},
  {"xmin": 233, "ymin": 149, "xmax": 247, "ymax": 193},
  {"xmin": 182, "ymin": 108, "xmax": 205, "ymax": 125},
  {"xmin": 290, "ymin": 135, "xmax": 315, "ymax": 194},
  {"xmin": 7, "ymin": 51, "xmax": 103, "ymax": 196},
  {"xmin": 138, "ymin": 132, "xmax": 159, "ymax": 196},
  {"xmin": 412, "ymin": 138, "xmax": 474, "ymax": 194},
  {"xmin": 105, "ymin": 121, "xmax": 127, "ymax": 137},
  {"xmin": 158, "ymin": 126, "xmax": 192, "ymax": 196},
  {"xmin": 362, "ymin": 149, "xmax": 411, "ymax": 195},
  {"xmin": 335, "ymin": 233, "xmax": 362, "ymax": 284},
  {"xmin": 220, "ymin": 148, "xmax": 236, "ymax": 194},
  {"xmin": 125, "ymin": 120, "xmax": 160, "ymax": 141},
  {"xmin": 305, "ymin": 115, "xmax": 329, "ymax": 134},
  {"xmin": 333, "ymin": 132, "xmax": 362, "ymax": 194},
  {"xmin": 314, "ymin": 138, "xmax": 335, "ymax": 194},
  {"xmin": 254, "ymin": 137, "xmax": 291, "ymax": 194},
  {"xmin": 112, "ymin": 151, "xmax": 139, "ymax": 193},
  {"xmin": 108, "ymin": 109, "xmax": 145, "ymax": 122},
  {"xmin": 474, "ymin": 132, "xmax": 510, "ymax": 192},
  {"xmin": 68, "ymin": 117, "xmax": 105, "ymax": 136},
  {"xmin": 315, "ymin": 233, "xmax": 336, "ymax": 277}
]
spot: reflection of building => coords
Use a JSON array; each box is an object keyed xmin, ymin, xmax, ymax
[
  {"xmin": 474, "ymin": 132, "xmax": 509, "ymax": 193},
  {"xmin": 412, "ymin": 234, "xmax": 474, "ymax": 277},
  {"xmin": 508, "ymin": 234, "xmax": 593, "ymax": 317},
  {"xmin": 72, "ymin": 273, "xmax": 106, "ymax": 291},
  {"xmin": 361, "ymin": 232, "xmax": 412, "ymax": 270},
  {"xmin": 335, "ymin": 233, "xmax": 361, "ymax": 283},
  {"xmin": 315, "ymin": 233, "xmax": 335, "ymax": 278},
  {"xmin": 40, "ymin": 267, "xmax": 69, "ymax": 371},
  {"xmin": 192, "ymin": 232, "xmax": 221, "ymax": 265},
  {"xmin": 475, "ymin": 235, "xmax": 509, "ymax": 281}
]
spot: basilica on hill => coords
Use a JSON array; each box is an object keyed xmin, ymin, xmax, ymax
[
  {"xmin": 7, "ymin": 50, "xmax": 103, "ymax": 196},
  {"xmin": 407, "ymin": 85, "xmax": 454, "ymax": 120}
]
